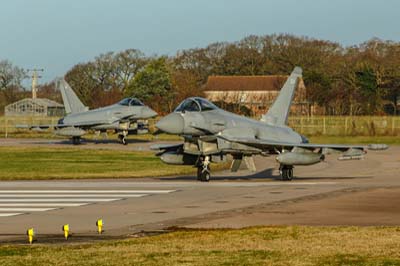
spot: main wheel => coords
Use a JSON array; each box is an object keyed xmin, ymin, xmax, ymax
[
  {"xmin": 72, "ymin": 137, "xmax": 81, "ymax": 145},
  {"xmin": 280, "ymin": 165, "xmax": 293, "ymax": 181}
]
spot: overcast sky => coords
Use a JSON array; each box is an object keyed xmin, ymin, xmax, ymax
[{"xmin": 1, "ymin": 0, "xmax": 399, "ymax": 83}]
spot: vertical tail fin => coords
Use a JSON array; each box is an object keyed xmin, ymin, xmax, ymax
[
  {"xmin": 57, "ymin": 79, "xmax": 88, "ymax": 114},
  {"xmin": 261, "ymin": 67, "xmax": 302, "ymax": 126}
]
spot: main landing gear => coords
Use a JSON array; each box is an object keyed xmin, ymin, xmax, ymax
[
  {"xmin": 72, "ymin": 136, "xmax": 81, "ymax": 145},
  {"xmin": 279, "ymin": 164, "xmax": 294, "ymax": 181},
  {"xmin": 94, "ymin": 130, "xmax": 108, "ymax": 144},
  {"xmin": 197, "ymin": 156, "xmax": 211, "ymax": 182}
]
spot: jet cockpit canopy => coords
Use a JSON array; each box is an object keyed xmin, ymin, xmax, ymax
[
  {"xmin": 118, "ymin": 97, "xmax": 144, "ymax": 106},
  {"xmin": 174, "ymin": 97, "xmax": 218, "ymax": 112}
]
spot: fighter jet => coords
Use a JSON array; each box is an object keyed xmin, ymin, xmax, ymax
[
  {"xmin": 24, "ymin": 79, "xmax": 157, "ymax": 144},
  {"xmin": 153, "ymin": 67, "xmax": 369, "ymax": 181}
]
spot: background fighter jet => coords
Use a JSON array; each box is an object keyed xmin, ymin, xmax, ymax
[
  {"xmin": 153, "ymin": 67, "xmax": 368, "ymax": 182},
  {"xmin": 23, "ymin": 79, "xmax": 157, "ymax": 144}
]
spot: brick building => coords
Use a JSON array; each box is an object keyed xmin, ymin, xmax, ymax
[{"xmin": 203, "ymin": 75, "xmax": 312, "ymax": 116}]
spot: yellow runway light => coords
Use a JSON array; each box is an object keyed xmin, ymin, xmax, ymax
[
  {"xmin": 96, "ymin": 219, "xmax": 103, "ymax": 234},
  {"xmin": 62, "ymin": 224, "xmax": 70, "ymax": 240},
  {"xmin": 26, "ymin": 228, "xmax": 35, "ymax": 244}
]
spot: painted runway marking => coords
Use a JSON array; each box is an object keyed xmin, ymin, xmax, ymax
[
  {"xmin": 0, "ymin": 203, "xmax": 89, "ymax": 207},
  {"xmin": 0, "ymin": 189, "xmax": 177, "ymax": 217},
  {"xmin": 0, "ymin": 194, "xmax": 148, "ymax": 198},
  {"xmin": 0, "ymin": 198, "xmax": 121, "ymax": 202},
  {"xmin": 0, "ymin": 213, "xmax": 23, "ymax": 217},
  {"xmin": 0, "ymin": 190, "xmax": 176, "ymax": 194},
  {"xmin": 0, "ymin": 208, "xmax": 56, "ymax": 212}
]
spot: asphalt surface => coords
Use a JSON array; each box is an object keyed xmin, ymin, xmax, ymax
[{"xmin": 0, "ymin": 138, "xmax": 399, "ymax": 244}]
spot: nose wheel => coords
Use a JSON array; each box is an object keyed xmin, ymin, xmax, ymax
[
  {"xmin": 279, "ymin": 165, "xmax": 294, "ymax": 181},
  {"xmin": 197, "ymin": 156, "xmax": 211, "ymax": 182},
  {"xmin": 118, "ymin": 130, "xmax": 128, "ymax": 145}
]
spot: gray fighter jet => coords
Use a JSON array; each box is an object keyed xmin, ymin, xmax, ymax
[
  {"xmin": 153, "ymin": 67, "xmax": 368, "ymax": 181},
  {"xmin": 25, "ymin": 79, "xmax": 157, "ymax": 144}
]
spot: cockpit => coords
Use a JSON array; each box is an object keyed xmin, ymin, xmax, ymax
[
  {"xmin": 174, "ymin": 97, "xmax": 218, "ymax": 112},
  {"xmin": 118, "ymin": 98, "xmax": 144, "ymax": 106}
]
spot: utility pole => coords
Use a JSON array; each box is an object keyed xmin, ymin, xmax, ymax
[{"xmin": 27, "ymin": 69, "xmax": 44, "ymax": 99}]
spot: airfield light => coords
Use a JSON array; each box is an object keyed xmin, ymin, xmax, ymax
[
  {"xmin": 26, "ymin": 228, "xmax": 35, "ymax": 244},
  {"xmin": 96, "ymin": 219, "xmax": 103, "ymax": 234},
  {"xmin": 62, "ymin": 224, "xmax": 70, "ymax": 240}
]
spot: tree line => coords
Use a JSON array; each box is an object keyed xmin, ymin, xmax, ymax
[{"xmin": 1, "ymin": 34, "xmax": 400, "ymax": 115}]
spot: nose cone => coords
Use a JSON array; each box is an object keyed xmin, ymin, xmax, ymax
[
  {"xmin": 140, "ymin": 107, "xmax": 158, "ymax": 119},
  {"xmin": 156, "ymin": 113, "xmax": 184, "ymax": 134}
]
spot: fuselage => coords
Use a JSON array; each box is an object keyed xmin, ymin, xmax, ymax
[
  {"xmin": 156, "ymin": 97, "xmax": 304, "ymax": 144},
  {"xmin": 59, "ymin": 98, "xmax": 157, "ymax": 129}
]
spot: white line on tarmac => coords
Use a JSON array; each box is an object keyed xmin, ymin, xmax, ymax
[
  {"xmin": 0, "ymin": 190, "xmax": 176, "ymax": 194},
  {"xmin": 0, "ymin": 203, "xmax": 89, "ymax": 207},
  {"xmin": 0, "ymin": 208, "xmax": 56, "ymax": 212},
  {"xmin": 0, "ymin": 198, "xmax": 122, "ymax": 202},
  {"xmin": 0, "ymin": 194, "xmax": 147, "ymax": 198},
  {"xmin": 0, "ymin": 213, "xmax": 22, "ymax": 217}
]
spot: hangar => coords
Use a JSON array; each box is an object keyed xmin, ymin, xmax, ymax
[{"xmin": 5, "ymin": 98, "xmax": 64, "ymax": 117}]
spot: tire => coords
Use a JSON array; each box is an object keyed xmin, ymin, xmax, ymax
[
  {"xmin": 72, "ymin": 137, "xmax": 80, "ymax": 145},
  {"xmin": 287, "ymin": 168, "xmax": 293, "ymax": 181},
  {"xmin": 281, "ymin": 166, "xmax": 293, "ymax": 181},
  {"xmin": 200, "ymin": 171, "xmax": 210, "ymax": 182},
  {"xmin": 281, "ymin": 169, "xmax": 287, "ymax": 181},
  {"xmin": 197, "ymin": 167, "xmax": 202, "ymax": 181}
]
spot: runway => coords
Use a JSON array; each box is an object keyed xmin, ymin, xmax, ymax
[
  {"xmin": 0, "ymin": 189, "xmax": 175, "ymax": 217},
  {"xmin": 0, "ymin": 142, "xmax": 399, "ymax": 243}
]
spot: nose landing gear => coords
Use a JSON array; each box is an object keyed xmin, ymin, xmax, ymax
[
  {"xmin": 197, "ymin": 156, "xmax": 211, "ymax": 182},
  {"xmin": 118, "ymin": 130, "xmax": 128, "ymax": 145}
]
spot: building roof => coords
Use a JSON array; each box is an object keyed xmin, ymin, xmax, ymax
[{"xmin": 204, "ymin": 75, "xmax": 291, "ymax": 92}]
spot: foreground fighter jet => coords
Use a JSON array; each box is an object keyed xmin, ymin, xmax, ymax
[
  {"xmin": 24, "ymin": 79, "xmax": 157, "ymax": 144},
  {"xmin": 153, "ymin": 67, "xmax": 368, "ymax": 181}
]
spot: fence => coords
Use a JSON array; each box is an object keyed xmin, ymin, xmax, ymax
[
  {"xmin": 288, "ymin": 116, "xmax": 400, "ymax": 136},
  {"xmin": 1, "ymin": 116, "xmax": 400, "ymax": 137},
  {"xmin": 1, "ymin": 116, "xmax": 60, "ymax": 137}
]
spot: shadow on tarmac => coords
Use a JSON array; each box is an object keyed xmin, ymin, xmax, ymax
[{"xmin": 158, "ymin": 167, "xmax": 373, "ymax": 182}]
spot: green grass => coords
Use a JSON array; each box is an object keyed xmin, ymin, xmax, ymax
[
  {"xmin": 0, "ymin": 147, "xmax": 196, "ymax": 180},
  {"xmin": 1, "ymin": 226, "xmax": 399, "ymax": 265}
]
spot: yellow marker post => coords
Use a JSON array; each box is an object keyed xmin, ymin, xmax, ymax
[
  {"xmin": 26, "ymin": 228, "xmax": 34, "ymax": 244},
  {"xmin": 96, "ymin": 219, "xmax": 103, "ymax": 234},
  {"xmin": 62, "ymin": 224, "xmax": 70, "ymax": 240}
]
